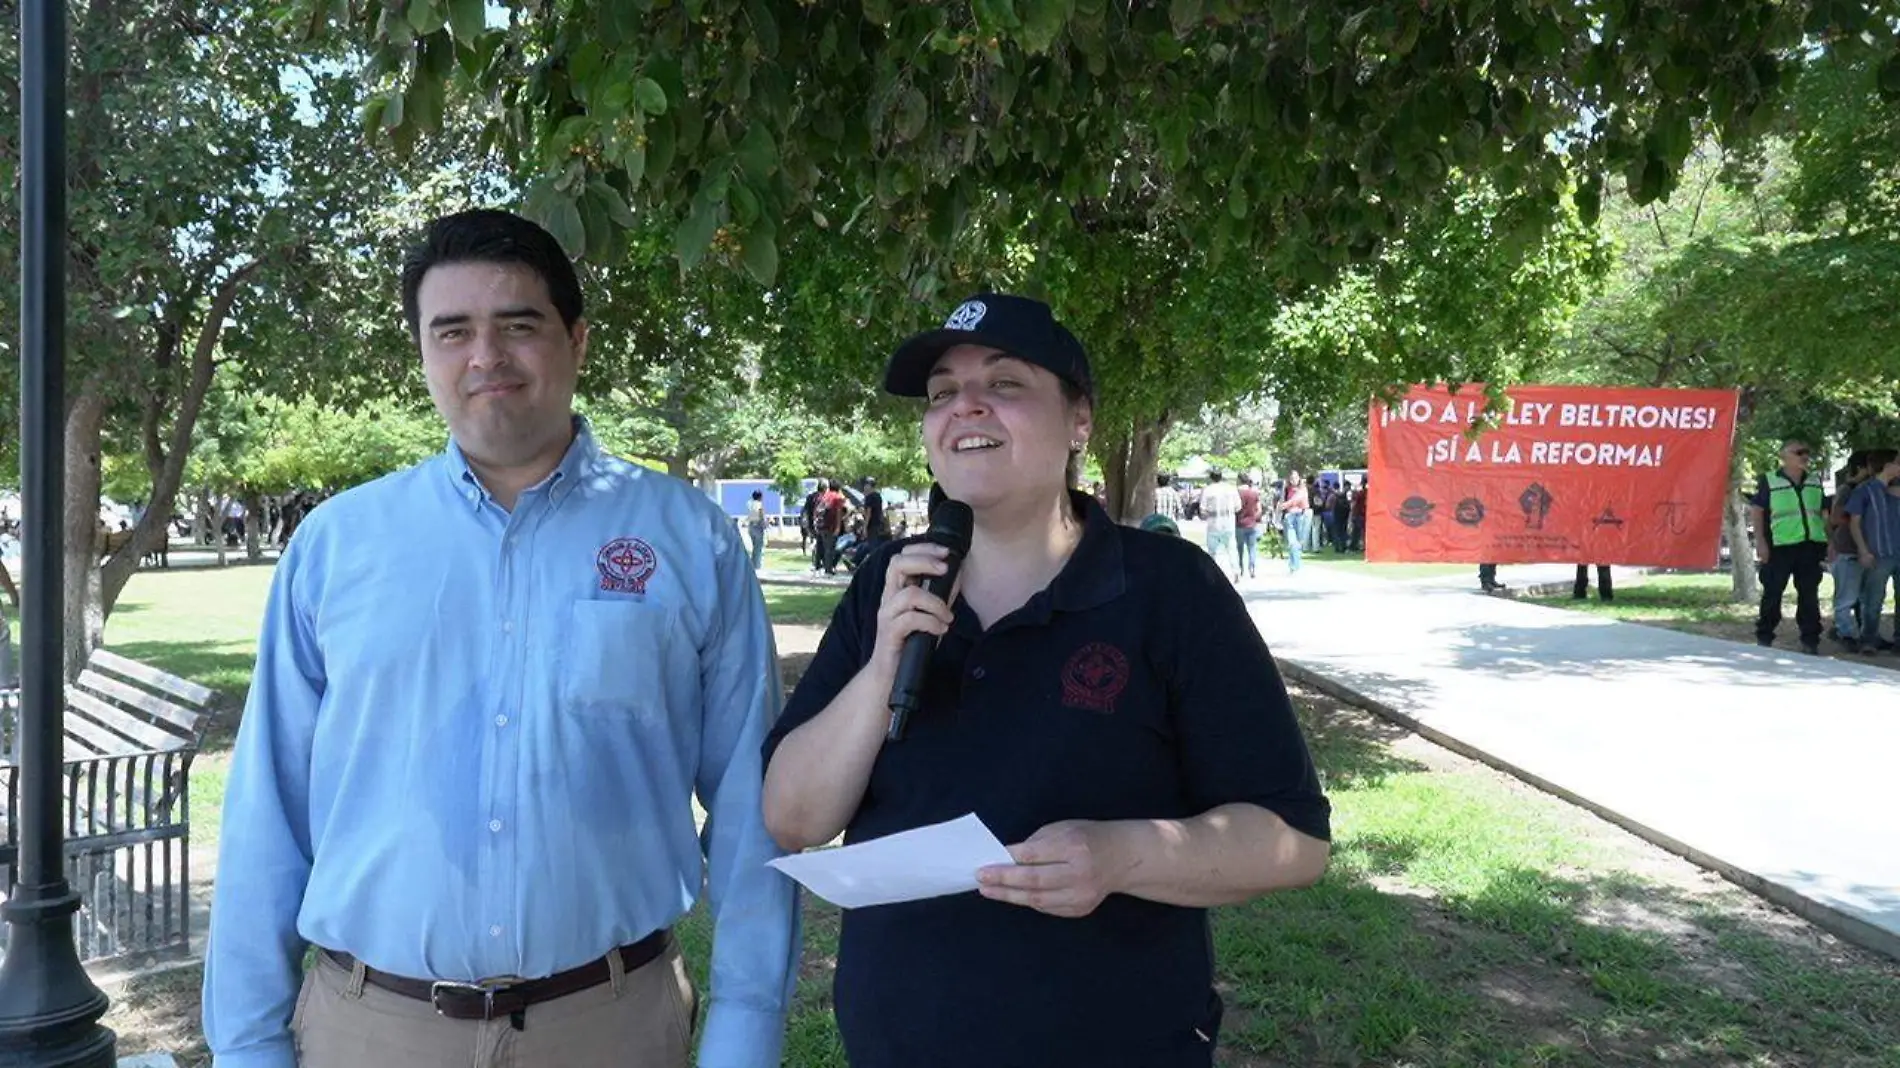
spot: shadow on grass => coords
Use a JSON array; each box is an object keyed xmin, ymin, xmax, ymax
[{"xmin": 1215, "ymin": 696, "xmax": 1900, "ymax": 1068}]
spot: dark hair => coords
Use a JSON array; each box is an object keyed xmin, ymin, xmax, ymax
[
  {"xmin": 401, "ymin": 209, "xmax": 584, "ymax": 336},
  {"xmin": 1156, "ymin": 473, "xmax": 1172, "ymax": 488},
  {"xmin": 827, "ymin": 478, "xmax": 842, "ymax": 491},
  {"xmin": 1208, "ymin": 469, "xmax": 1224, "ymax": 482},
  {"xmin": 750, "ymin": 490, "xmax": 763, "ymax": 500}
]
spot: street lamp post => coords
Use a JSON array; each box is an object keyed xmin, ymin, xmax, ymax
[{"xmin": 0, "ymin": 0, "xmax": 119, "ymax": 1062}]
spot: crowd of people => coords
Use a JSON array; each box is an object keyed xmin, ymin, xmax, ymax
[
  {"xmin": 794, "ymin": 476, "xmax": 900, "ymax": 575},
  {"xmin": 1145, "ymin": 469, "xmax": 1369, "ymax": 581},
  {"xmin": 1748, "ymin": 438, "xmax": 1900, "ymax": 655}
]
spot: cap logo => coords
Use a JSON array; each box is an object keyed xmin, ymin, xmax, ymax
[{"xmin": 944, "ymin": 300, "xmax": 987, "ymax": 331}]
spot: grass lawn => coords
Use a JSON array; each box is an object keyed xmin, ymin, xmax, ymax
[
  {"xmin": 760, "ymin": 585, "xmax": 846, "ymax": 626},
  {"xmin": 27, "ymin": 561, "xmax": 1900, "ymax": 1066}
]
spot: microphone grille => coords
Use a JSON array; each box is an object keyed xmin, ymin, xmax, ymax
[{"xmin": 927, "ymin": 499, "xmax": 974, "ymax": 556}]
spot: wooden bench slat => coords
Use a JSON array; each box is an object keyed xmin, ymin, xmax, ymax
[
  {"xmin": 61, "ymin": 728, "xmax": 111, "ymax": 761},
  {"xmin": 89, "ymin": 649, "xmax": 215, "ymax": 708},
  {"xmin": 74, "ymin": 671, "xmax": 203, "ymax": 738},
  {"xmin": 64, "ymin": 688, "xmax": 186, "ymax": 753},
  {"xmin": 62, "ymin": 715, "xmax": 129, "ymax": 760}
]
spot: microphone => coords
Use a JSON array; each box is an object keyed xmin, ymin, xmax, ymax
[{"xmin": 886, "ymin": 498, "xmax": 974, "ymax": 742}]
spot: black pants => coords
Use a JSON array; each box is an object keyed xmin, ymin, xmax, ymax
[
  {"xmin": 1574, "ymin": 565, "xmax": 1613, "ymax": 601},
  {"xmin": 815, "ymin": 533, "xmax": 838, "ymax": 574},
  {"xmin": 1478, "ymin": 563, "xmax": 1499, "ymax": 588},
  {"xmin": 1756, "ymin": 541, "xmax": 1826, "ymax": 646}
]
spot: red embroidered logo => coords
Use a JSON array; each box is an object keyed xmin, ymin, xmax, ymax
[
  {"xmin": 596, "ymin": 537, "xmax": 658, "ymax": 594},
  {"xmin": 1061, "ymin": 642, "xmax": 1129, "ymax": 713}
]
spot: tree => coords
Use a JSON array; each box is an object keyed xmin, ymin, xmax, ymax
[
  {"xmin": 1559, "ymin": 52, "xmax": 1900, "ymax": 601},
  {"xmin": 0, "ymin": 2, "xmax": 508, "ymax": 673},
  {"xmin": 330, "ymin": 0, "xmax": 1878, "ymax": 293}
]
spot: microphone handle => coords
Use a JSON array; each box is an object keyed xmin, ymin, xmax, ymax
[{"xmin": 885, "ymin": 560, "xmax": 962, "ymax": 741}]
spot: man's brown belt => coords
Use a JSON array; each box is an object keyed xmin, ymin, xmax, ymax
[{"xmin": 321, "ymin": 928, "xmax": 669, "ymax": 1021}]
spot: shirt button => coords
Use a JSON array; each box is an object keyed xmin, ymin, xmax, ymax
[
  {"xmin": 495, "ymin": 714, "xmax": 508, "ymax": 728},
  {"xmin": 489, "ymin": 819, "xmax": 503, "ymax": 833},
  {"xmin": 972, "ymin": 667, "xmax": 986, "ymax": 680},
  {"xmin": 502, "ymin": 620, "xmax": 514, "ymax": 634},
  {"xmin": 489, "ymin": 925, "xmax": 502, "ymax": 938}
]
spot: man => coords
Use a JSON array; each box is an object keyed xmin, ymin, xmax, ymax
[
  {"xmin": 1845, "ymin": 451, "xmax": 1900, "ymax": 654},
  {"xmin": 1154, "ymin": 473, "xmax": 1182, "ymax": 521},
  {"xmin": 1200, "ymin": 468, "xmax": 1242, "ymax": 581},
  {"xmin": 1235, "ymin": 473, "xmax": 1264, "ymax": 580},
  {"xmin": 814, "ymin": 478, "xmax": 848, "ymax": 575},
  {"xmin": 203, "ymin": 209, "xmax": 799, "ymax": 1068},
  {"xmin": 800, "ymin": 478, "xmax": 822, "ymax": 562},
  {"xmin": 1828, "ymin": 452, "xmax": 1872, "ymax": 649},
  {"xmin": 1750, "ymin": 439, "xmax": 1830, "ymax": 653}
]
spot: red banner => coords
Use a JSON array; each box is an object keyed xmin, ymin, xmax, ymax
[{"xmin": 1366, "ymin": 385, "xmax": 1740, "ymax": 567}]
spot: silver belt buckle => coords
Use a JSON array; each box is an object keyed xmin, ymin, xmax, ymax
[{"xmin": 430, "ymin": 976, "xmax": 519, "ymax": 1020}]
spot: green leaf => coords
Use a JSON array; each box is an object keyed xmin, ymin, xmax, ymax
[
  {"xmin": 621, "ymin": 144, "xmax": 647, "ymax": 189},
  {"xmin": 862, "ymin": 0, "xmax": 893, "ymax": 27},
  {"xmin": 1019, "ymin": 0, "xmax": 1073, "ymax": 54},
  {"xmin": 406, "ymin": 0, "xmax": 445, "ymax": 36},
  {"xmin": 742, "ymin": 228, "xmax": 779, "ymax": 286},
  {"xmin": 591, "ymin": 179, "xmax": 638, "ymax": 228},
  {"xmin": 446, "ymin": 0, "xmax": 484, "ymax": 43},
  {"xmin": 358, "ymin": 96, "xmax": 388, "ymax": 138},
  {"xmin": 646, "ymin": 114, "xmax": 677, "ymax": 184},
  {"xmin": 548, "ymin": 197, "xmax": 586, "ymax": 258},
  {"xmin": 737, "ymin": 123, "xmax": 778, "ymax": 182},
  {"xmin": 1227, "ymin": 183, "xmax": 1249, "ymax": 220},
  {"xmin": 748, "ymin": 0, "xmax": 780, "ymax": 57},
  {"xmin": 570, "ymin": 41, "xmax": 604, "ymax": 93},
  {"xmin": 731, "ymin": 182, "xmax": 762, "ymax": 226},
  {"xmin": 633, "ymin": 77, "xmax": 670, "ymax": 116},
  {"xmin": 1169, "ymin": 0, "xmax": 1203, "ymax": 36},
  {"xmin": 893, "ymin": 86, "xmax": 929, "ymax": 142},
  {"xmin": 382, "ymin": 90, "xmax": 405, "ymax": 129},
  {"xmin": 407, "ymin": 71, "xmax": 445, "ymax": 134},
  {"xmin": 675, "ymin": 194, "xmax": 721, "ymax": 269}
]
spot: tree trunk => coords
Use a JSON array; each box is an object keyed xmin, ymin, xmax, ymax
[
  {"xmin": 243, "ymin": 490, "xmax": 263, "ymax": 562},
  {"xmin": 1097, "ymin": 414, "xmax": 1171, "ymax": 524},
  {"xmin": 1726, "ymin": 486, "xmax": 1760, "ymax": 604},
  {"xmin": 63, "ymin": 389, "xmax": 108, "ymax": 680},
  {"xmin": 99, "ymin": 261, "xmax": 257, "ymax": 616},
  {"xmin": 1726, "ymin": 401, "xmax": 1759, "ymax": 605},
  {"xmin": 666, "ymin": 454, "xmax": 690, "ymax": 480}
]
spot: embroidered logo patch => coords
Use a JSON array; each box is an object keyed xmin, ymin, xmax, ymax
[
  {"xmin": 1061, "ymin": 642, "xmax": 1130, "ymax": 713},
  {"xmin": 944, "ymin": 299, "xmax": 987, "ymax": 331},
  {"xmin": 596, "ymin": 537, "xmax": 658, "ymax": 595}
]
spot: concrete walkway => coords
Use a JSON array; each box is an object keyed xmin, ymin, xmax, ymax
[{"xmin": 1240, "ymin": 562, "xmax": 1900, "ymax": 960}]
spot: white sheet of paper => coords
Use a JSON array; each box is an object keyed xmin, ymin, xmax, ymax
[{"xmin": 766, "ymin": 813, "xmax": 1016, "ymax": 909}]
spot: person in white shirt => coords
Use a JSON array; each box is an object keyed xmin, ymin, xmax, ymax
[{"xmin": 1199, "ymin": 470, "xmax": 1242, "ymax": 582}]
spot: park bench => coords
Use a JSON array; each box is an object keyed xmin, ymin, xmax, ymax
[{"xmin": 0, "ymin": 647, "xmax": 217, "ymax": 963}]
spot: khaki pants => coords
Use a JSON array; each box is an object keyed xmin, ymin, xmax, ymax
[{"xmin": 292, "ymin": 939, "xmax": 697, "ymax": 1068}]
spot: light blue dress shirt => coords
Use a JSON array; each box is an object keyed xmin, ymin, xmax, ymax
[{"xmin": 203, "ymin": 419, "xmax": 801, "ymax": 1067}]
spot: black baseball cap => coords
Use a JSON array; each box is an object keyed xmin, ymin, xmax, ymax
[{"xmin": 883, "ymin": 293, "xmax": 1094, "ymax": 400}]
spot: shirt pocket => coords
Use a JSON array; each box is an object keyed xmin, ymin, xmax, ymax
[{"xmin": 559, "ymin": 599, "xmax": 676, "ymax": 718}]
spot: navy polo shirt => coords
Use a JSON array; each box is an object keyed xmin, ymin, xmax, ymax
[{"xmin": 765, "ymin": 492, "xmax": 1331, "ymax": 1068}]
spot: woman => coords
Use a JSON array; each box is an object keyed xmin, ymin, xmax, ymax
[
  {"xmin": 1281, "ymin": 470, "xmax": 1311, "ymax": 572},
  {"xmin": 762, "ymin": 293, "xmax": 1331, "ymax": 1068},
  {"xmin": 745, "ymin": 489, "xmax": 767, "ymax": 570}
]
